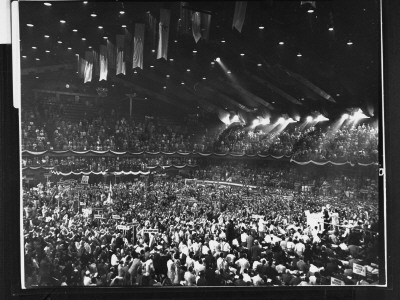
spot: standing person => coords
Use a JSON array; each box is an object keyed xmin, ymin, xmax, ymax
[
  {"xmin": 226, "ymin": 220, "xmax": 235, "ymax": 245},
  {"xmin": 246, "ymin": 231, "xmax": 255, "ymax": 258}
]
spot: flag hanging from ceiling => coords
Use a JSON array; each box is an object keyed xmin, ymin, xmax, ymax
[
  {"xmin": 124, "ymin": 30, "xmax": 132, "ymax": 64},
  {"xmin": 300, "ymin": 1, "xmax": 316, "ymax": 8},
  {"xmin": 92, "ymin": 50, "xmax": 100, "ymax": 77},
  {"xmin": 146, "ymin": 12, "xmax": 158, "ymax": 50},
  {"xmin": 78, "ymin": 57, "xmax": 86, "ymax": 79},
  {"xmin": 116, "ymin": 34, "xmax": 126, "ymax": 75},
  {"xmin": 107, "ymin": 40, "xmax": 116, "ymax": 70},
  {"xmin": 157, "ymin": 8, "xmax": 171, "ymax": 60},
  {"xmin": 192, "ymin": 12, "xmax": 201, "ymax": 43},
  {"xmin": 232, "ymin": 1, "xmax": 247, "ymax": 33},
  {"xmin": 76, "ymin": 54, "xmax": 80, "ymax": 75},
  {"xmin": 179, "ymin": 2, "xmax": 191, "ymax": 35},
  {"xmin": 200, "ymin": 13, "xmax": 212, "ymax": 40},
  {"xmin": 132, "ymin": 23, "xmax": 145, "ymax": 69},
  {"xmin": 99, "ymin": 45, "xmax": 108, "ymax": 81},
  {"xmin": 84, "ymin": 51, "xmax": 93, "ymax": 83}
]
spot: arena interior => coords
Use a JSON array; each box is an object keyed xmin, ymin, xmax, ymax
[{"xmin": 19, "ymin": 1, "xmax": 383, "ymax": 287}]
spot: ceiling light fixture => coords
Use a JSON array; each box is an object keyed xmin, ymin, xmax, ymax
[
  {"xmin": 120, "ymin": 10, "xmax": 125, "ymax": 15},
  {"xmin": 82, "ymin": 37, "xmax": 86, "ymax": 41},
  {"xmin": 257, "ymin": 63, "xmax": 262, "ymax": 66},
  {"xmin": 103, "ymin": 36, "xmax": 108, "ymax": 39},
  {"xmin": 150, "ymin": 65, "xmax": 154, "ymax": 68},
  {"xmin": 258, "ymin": 26, "xmax": 264, "ymax": 29},
  {"xmin": 44, "ymin": 35, "xmax": 50, "ymax": 38},
  {"xmin": 221, "ymin": 39, "xmax": 226, "ymax": 43},
  {"xmin": 187, "ymin": 69, "xmax": 190, "ymax": 72},
  {"xmin": 91, "ymin": 13, "xmax": 97, "ymax": 17},
  {"xmin": 60, "ymin": 20, "xmax": 66, "ymax": 23},
  {"xmin": 57, "ymin": 41, "xmax": 62, "ymax": 44},
  {"xmin": 166, "ymin": 75, "xmax": 170, "ymax": 78},
  {"xmin": 83, "ymin": 1, "xmax": 88, "ymax": 4},
  {"xmin": 347, "ymin": 40, "xmax": 353, "ymax": 45},
  {"xmin": 32, "ymin": 46, "xmax": 37, "ymax": 49},
  {"xmin": 297, "ymin": 53, "xmax": 302, "ymax": 57},
  {"xmin": 193, "ymin": 50, "xmax": 197, "ymax": 53},
  {"xmin": 45, "ymin": 50, "xmax": 50, "ymax": 53},
  {"xmin": 169, "ymin": 58, "xmax": 174, "ymax": 61},
  {"xmin": 22, "ymin": 55, "xmax": 27, "ymax": 58},
  {"xmin": 240, "ymin": 53, "xmax": 244, "ymax": 56},
  {"xmin": 307, "ymin": 9, "xmax": 314, "ymax": 13},
  {"xmin": 35, "ymin": 58, "xmax": 40, "ymax": 61},
  {"xmin": 72, "ymin": 29, "xmax": 78, "ymax": 32},
  {"xmin": 163, "ymin": 86, "xmax": 167, "ymax": 89},
  {"xmin": 328, "ymin": 27, "xmax": 334, "ymax": 31},
  {"xmin": 134, "ymin": 70, "xmax": 137, "ymax": 74},
  {"xmin": 27, "ymin": 24, "xmax": 34, "ymax": 27},
  {"xmin": 202, "ymin": 77, "xmax": 206, "ymax": 80},
  {"xmin": 98, "ymin": 26, "xmax": 103, "ymax": 29},
  {"xmin": 279, "ymin": 41, "xmax": 284, "ymax": 45},
  {"xmin": 151, "ymin": 49, "xmax": 155, "ymax": 53},
  {"xmin": 227, "ymin": 70, "xmax": 231, "ymax": 74},
  {"xmin": 181, "ymin": 82, "xmax": 185, "ymax": 85},
  {"xmin": 88, "ymin": 46, "xmax": 92, "ymax": 49},
  {"xmin": 121, "ymin": 25, "xmax": 127, "ymax": 28},
  {"xmin": 44, "ymin": 2, "xmax": 52, "ymax": 6}
]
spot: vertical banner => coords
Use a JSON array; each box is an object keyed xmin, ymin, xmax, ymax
[
  {"xmin": 200, "ymin": 13, "xmax": 212, "ymax": 40},
  {"xmin": 191, "ymin": 12, "xmax": 201, "ymax": 43},
  {"xmin": 232, "ymin": 1, "xmax": 247, "ymax": 33},
  {"xmin": 84, "ymin": 51, "xmax": 93, "ymax": 83},
  {"xmin": 179, "ymin": 2, "xmax": 191, "ymax": 35},
  {"xmin": 92, "ymin": 50, "xmax": 100, "ymax": 77},
  {"xmin": 133, "ymin": 23, "xmax": 145, "ymax": 69},
  {"xmin": 107, "ymin": 40, "xmax": 116, "ymax": 70},
  {"xmin": 124, "ymin": 30, "xmax": 132, "ymax": 65},
  {"xmin": 146, "ymin": 12, "xmax": 158, "ymax": 50},
  {"xmin": 79, "ymin": 57, "xmax": 86, "ymax": 79},
  {"xmin": 116, "ymin": 34, "xmax": 126, "ymax": 75},
  {"xmin": 157, "ymin": 8, "xmax": 171, "ymax": 60},
  {"xmin": 99, "ymin": 45, "xmax": 108, "ymax": 81}
]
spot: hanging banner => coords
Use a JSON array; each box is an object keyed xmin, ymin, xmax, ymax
[
  {"xmin": 353, "ymin": 263, "xmax": 367, "ymax": 277},
  {"xmin": 232, "ymin": 1, "xmax": 247, "ymax": 33},
  {"xmin": 99, "ymin": 45, "xmax": 108, "ymax": 81},
  {"xmin": 330, "ymin": 277, "xmax": 345, "ymax": 286},
  {"xmin": 92, "ymin": 50, "xmax": 100, "ymax": 77},
  {"xmin": 116, "ymin": 34, "xmax": 126, "ymax": 75},
  {"xmin": 200, "ymin": 13, "xmax": 211, "ymax": 40},
  {"xmin": 107, "ymin": 40, "xmax": 116, "ymax": 70},
  {"xmin": 81, "ymin": 175, "xmax": 89, "ymax": 185},
  {"xmin": 84, "ymin": 51, "xmax": 93, "ymax": 83},
  {"xmin": 146, "ymin": 12, "xmax": 158, "ymax": 49},
  {"xmin": 132, "ymin": 23, "xmax": 145, "ymax": 69},
  {"xmin": 192, "ymin": 12, "xmax": 201, "ymax": 43},
  {"xmin": 124, "ymin": 30, "xmax": 132, "ymax": 64},
  {"xmin": 157, "ymin": 8, "xmax": 171, "ymax": 60}
]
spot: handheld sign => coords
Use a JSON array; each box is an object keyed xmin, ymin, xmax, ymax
[
  {"xmin": 94, "ymin": 214, "xmax": 103, "ymax": 219},
  {"xmin": 330, "ymin": 277, "xmax": 345, "ymax": 286},
  {"xmin": 112, "ymin": 215, "xmax": 121, "ymax": 220},
  {"xmin": 353, "ymin": 263, "xmax": 367, "ymax": 277},
  {"xmin": 79, "ymin": 202, "xmax": 86, "ymax": 206},
  {"xmin": 143, "ymin": 229, "xmax": 158, "ymax": 235},
  {"xmin": 81, "ymin": 175, "xmax": 89, "ymax": 185}
]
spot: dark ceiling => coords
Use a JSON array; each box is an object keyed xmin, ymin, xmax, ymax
[{"xmin": 19, "ymin": 0, "xmax": 381, "ymax": 122}]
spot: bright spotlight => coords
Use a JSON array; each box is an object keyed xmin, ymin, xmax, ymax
[
  {"xmin": 252, "ymin": 119, "xmax": 260, "ymax": 126},
  {"xmin": 351, "ymin": 109, "xmax": 369, "ymax": 121},
  {"xmin": 306, "ymin": 116, "xmax": 313, "ymax": 122},
  {"xmin": 294, "ymin": 115, "xmax": 300, "ymax": 122},
  {"xmin": 231, "ymin": 115, "xmax": 240, "ymax": 123},
  {"xmin": 288, "ymin": 118, "xmax": 297, "ymax": 123},
  {"xmin": 215, "ymin": 57, "xmax": 221, "ymax": 62},
  {"xmin": 260, "ymin": 118, "xmax": 270, "ymax": 125},
  {"xmin": 315, "ymin": 115, "xmax": 329, "ymax": 122},
  {"xmin": 278, "ymin": 117, "xmax": 285, "ymax": 123},
  {"xmin": 341, "ymin": 113, "xmax": 349, "ymax": 120}
]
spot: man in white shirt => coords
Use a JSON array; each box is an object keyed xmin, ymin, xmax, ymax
[{"xmin": 235, "ymin": 253, "xmax": 250, "ymax": 274}]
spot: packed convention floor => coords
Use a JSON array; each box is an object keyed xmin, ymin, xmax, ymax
[
  {"xmin": 21, "ymin": 101, "xmax": 378, "ymax": 164},
  {"xmin": 22, "ymin": 163, "xmax": 380, "ymax": 287}
]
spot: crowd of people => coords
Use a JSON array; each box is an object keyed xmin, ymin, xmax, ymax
[
  {"xmin": 22, "ymin": 161, "xmax": 380, "ymax": 287},
  {"xmin": 22, "ymin": 100, "xmax": 379, "ymax": 164}
]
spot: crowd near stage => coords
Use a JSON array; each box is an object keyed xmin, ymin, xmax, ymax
[{"xmin": 18, "ymin": 0, "xmax": 383, "ymax": 289}]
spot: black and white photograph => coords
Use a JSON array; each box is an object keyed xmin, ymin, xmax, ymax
[{"xmin": 17, "ymin": 0, "xmax": 385, "ymax": 289}]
